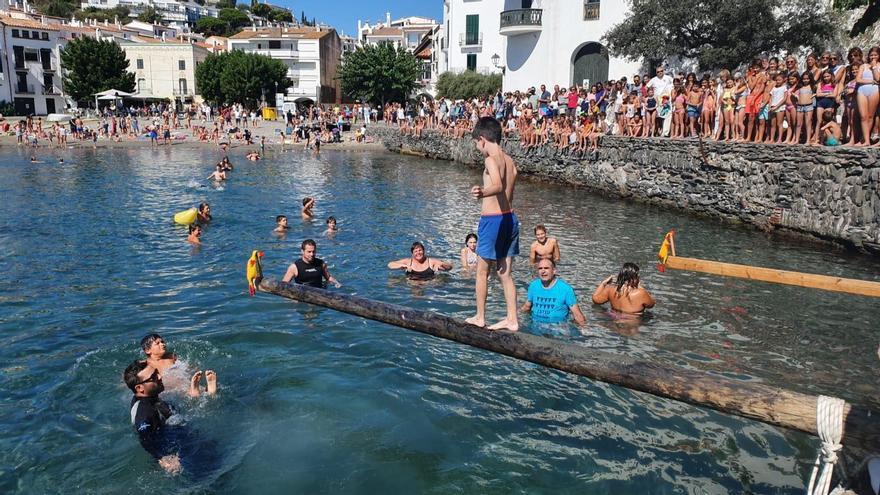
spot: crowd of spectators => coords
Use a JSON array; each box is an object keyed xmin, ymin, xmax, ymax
[{"xmin": 384, "ymin": 48, "xmax": 880, "ymax": 151}]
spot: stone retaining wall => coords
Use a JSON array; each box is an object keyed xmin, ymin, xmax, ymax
[{"xmin": 372, "ymin": 126, "xmax": 880, "ymax": 253}]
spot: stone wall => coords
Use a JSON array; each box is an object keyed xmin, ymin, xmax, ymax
[{"xmin": 372, "ymin": 125, "xmax": 880, "ymax": 253}]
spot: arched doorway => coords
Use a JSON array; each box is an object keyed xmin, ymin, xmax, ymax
[{"xmin": 571, "ymin": 42, "xmax": 609, "ymax": 87}]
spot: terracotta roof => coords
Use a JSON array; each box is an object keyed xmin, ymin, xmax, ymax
[
  {"xmin": 0, "ymin": 15, "xmax": 60, "ymax": 31},
  {"xmin": 229, "ymin": 27, "xmax": 335, "ymax": 40},
  {"xmin": 367, "ymin": 27, "xmax": 403, "ymax": 37}
]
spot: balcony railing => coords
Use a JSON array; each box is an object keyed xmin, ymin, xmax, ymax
[
  {"xmin": 584, "ymin": 1, "xmax": 600, "ymax": 20},
  {"xmin": 459, "ymin": 32, "xmax": 482, "ymax": 47},
  {"xmin": 251, "ymin": 49, "xmax": 299, "ymax": 59},
  {"xmin": 16, "ymin": 83, "xmax": 36, "ymax": 94},
  {"xmin": 173, "ymin": 88, "xmax": 192, "ymax": 96},
  {"xmin": 500, "ymin": 9, "xmax": 542, "ymax": 29},
  {"xmin": 42, "ymin": 85, "xmax": 60, "ymax": 95}
]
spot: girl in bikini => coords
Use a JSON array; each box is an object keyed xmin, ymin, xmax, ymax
[
  {"xmin": 855, "ymin": 46, "xmax": 880, "ymax": 146},
  {"xmin": 796, "ymin": 72, "xmax": 817, "ymax": 145},
  {"xmin": 784, "ymin": 73, "xmax": 800, "ymax": 145},
  {"xmin": 721, "ymin": 79, "xmax": 736, "ymax": 141},
  {"xmin": 700, "ymin": 78, "xmax": 715, "ymax": 138},
  {"xmin": 672, "ymin": 86, "xmax": 686, "ymax": 138}
]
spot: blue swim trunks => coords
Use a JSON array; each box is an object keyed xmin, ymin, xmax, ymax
[{"xmin": 476, "ymin": 211, "xmax": 519, "ymax": 261}]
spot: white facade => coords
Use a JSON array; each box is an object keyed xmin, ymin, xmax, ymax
[
  {"xmin": 227, "ymin": 27, "xmax": 341, "ymax": 105},
  {"xmin": 79, "ymin": 0, "xmax": 218, "ymax": 26},
  {"xmin": 358, "ymin": 13, "xmax": 438, "ymax": 52},
  {"xmin": 0, "ymin": 16, "xmax": 65, "ymax": 115},
  {"xmin": 441, "ymin": 0, "xmax": 504, "ymax": 75},
  {"xmin": 441, "ymin": 0, "xmax": 641, "ymax": 90},
  {"xmin": 119, "ymin": 40, "xmax": 208, "ymax": 101}
]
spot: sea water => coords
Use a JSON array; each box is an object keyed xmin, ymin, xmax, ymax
[{"xmin": 1, "ymin": 145, "xmax": 878, "ymax": 494}]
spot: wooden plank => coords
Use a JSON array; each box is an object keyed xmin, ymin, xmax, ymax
[
  {"xmin": 258, "ymin": 278, "xmax": 880, "ymax": 451},
  {"xmin": 665, "ymin": 256, "xmax": 880, "ymax": 298}
]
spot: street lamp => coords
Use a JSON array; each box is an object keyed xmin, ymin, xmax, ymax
[{"xmin": 491, "ymin": 53, "xmax": 505, "ymax": 75}]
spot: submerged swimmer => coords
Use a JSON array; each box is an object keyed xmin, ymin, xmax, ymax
[
  {"xmin": 274, "ymin": 215, "xmax": 289, "ymax": 233},
  {"xmin": 246, "ymin": 151, "xmax": 260, "ymax": 161},
  {"xmin": 140, "ymin": 333, "xmax": 218, "ymax": 397},
  {"xmin": 282, "ymin": 238, "xmax": 341, "ymax": 288},
  {"xmin": 591, "ymin": 262, "xmax": 656, "ymax": 314},
  {"xmin": 207, "ymin": 164, "xmax": 226, "ymax": 182},
  {"xmin": 197, "ymin": 202, "xmax": 212, "ymax": 224},
  {"xmin": 324, "ymin": 216, "xmax": 338, "ymax": 235},
  {"xmin": 388, "ymin": 241, "xmax": 453, "ymax": 281},
  {"xmin": 529, "ymin": 224, "xmax": 561, "ymax": 265},
  {"xmin": 187, "ymin": 224, "xmax": 202, "ymax": 244},
  {"xmin": 301, "ymin": 197, "xmax": 315, "ymax": 220},
  {"xmin": 460, "ymin": 233, "xmax": 478, "ymax": 269}
]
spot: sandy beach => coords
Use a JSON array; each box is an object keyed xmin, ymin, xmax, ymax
[{"xmin": 1, "ymin": 118, "xmax": 387, "ymax": 153}]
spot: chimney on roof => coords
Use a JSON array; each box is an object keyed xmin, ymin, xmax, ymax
[
  {"xmin": 385, "ymin": 12, "xmax": 390, "ymax": 26},
  {"xmin": 357, "ymin": 20, "xmax": 361, "ymax": 33},
  {"xmin": 161, "ymin": 31, "xmax": 165, "ymax": 42}
]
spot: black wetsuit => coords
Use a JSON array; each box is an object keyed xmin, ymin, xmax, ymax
[
  {"xmin": 130, "ymin": 395, "xmax": 175, "ymax": 459},
  {"xmin": 294, "ymin": 258, "xmax": 326, "ymax": 288}
]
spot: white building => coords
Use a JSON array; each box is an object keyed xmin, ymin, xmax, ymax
[
  {"xmin": 441, "ymin": 0, "xmax": 504, "ymax": 75},
  {"xmin": 78, "ymin": 0, "xmax": 218, "ymax": 26},
  {"xmin": 227, "ymin": 26, "xmax": 342, "ymax": 106},
  {"xmin": 0, "ymin": 14, "xmax": 66, "ymax": 114},
  {"xmin": 119, "ymin": 39, "xmax": 209, "ymax": 104},
  {"xmin": 441, "ymin": 0, "xmax": 641, "ymax": 90},
  {"xmin": 358, "ymin": 13, "xmax": 438, "ymax": 52}
]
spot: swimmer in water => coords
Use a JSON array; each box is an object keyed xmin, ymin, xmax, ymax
[
  {"xmin": 30, "ymin": 156, "xmax": 43, "ymax": 163},
  {"xmin": 460, "ymin": 233, "xmax": 478, "ymax": 269},
  {"xmin": 591, "ymin": 262, "xmax": 656, "ymax": 314},
  {"xmin": 140, "ymin": 333, "xmax": 217, "ymax": 397},
  {"xmin": 301, "ymin": 197, "xmax": 315, "ymax": 220},
  {"xmin": 187, "ymin": 224, "xmax": 202, "ymax": 244},
  {"xmin": 388, "ymin": 241, "xmax": 453, "ymax": 281},
  {"xmin": 274, "ymin": 214, "xmax": 289, "ymax": 233},
  {"xmin": 220, "ymin": 156, "xmax": 234, "ymax": 172},
  {"xmin": 324, "ymin": 216, "xmax": 338, "ymax": 235},
  {"xmin": 246, "ymin": 151, "xmax": 260, "ymax": 161},
  {"xmin": 282, "ymin": 238, "xmax": 341, "ymax": 288},
  {"xmin": 529, "ymin": 224, "xmax": 560, "ymax": 266},
  {"xmin": 197, "ymin": 202, "xmax": 212, "ymax": 224},
  {"xmin": 207, "ymin": 163, "xmax": 226, "ymax": 182}
]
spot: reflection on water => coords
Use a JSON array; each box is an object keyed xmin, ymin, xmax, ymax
[{"xmin": 0, "ymin": 146, "xmax": 877, "ymax": 493}]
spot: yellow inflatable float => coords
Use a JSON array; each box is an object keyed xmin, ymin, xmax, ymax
[{"xmin": 173, "ymin": 207, "xmax": 198, "ymax": 226}]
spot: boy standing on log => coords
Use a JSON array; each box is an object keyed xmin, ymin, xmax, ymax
[{"xmin": 466, "ymin": 117, "xmax": 520, "ymax": 331}]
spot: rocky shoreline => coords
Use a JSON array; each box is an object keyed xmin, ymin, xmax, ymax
[{"xmin": 372, "ymin": 125, "xmax": 880, "ymax": 254}]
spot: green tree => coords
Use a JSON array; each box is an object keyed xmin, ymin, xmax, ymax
[
  {"xmin": 136, "ymin": 5, "xmax": 163, "ymax": 24},
  {"xmin": 73, "ymin": 5, "xmax": 130, "ymax": 22},
  {"xmin": 43, "ymin": 0, "xmax": 76, "ymax": 18},
  {"xmin": 196, "ymin": 50, "xmax": 290, "ymax": 107},
  {"xmin": 250, "ymin": 3, "xmax": 270, "ymax": 17},
  {"xmin": 218, "ymin": 7, "xmax": 249, "ymax": 31},
  {"xmin": 268, "ymin": 8, "xmax": 292, "ymax": 22},
  {"xmin": 436, "ymin": 71, "xmax": 502, "ymax": 100},
  {"xmin": 339, "ymin": 43, "xmax": 421, "ymax": 107},
  {"xmin": 60, "ymin": 37, "xmax": 135, "ymax": 105},
  {"xmin": 215, "ymin": 0, "xmax": 236, "ymax": 9},
  {"xmin": 195, "ymin": 16, "xmax": 229, "ymax": 36},
  {"xmin": 604, "ymin": 0, "xmax": 834, "ymax": 71}
]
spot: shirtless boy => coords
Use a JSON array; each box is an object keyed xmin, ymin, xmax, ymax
[
  {"xmin": 301, "ymin": 197, "xmax": 315, "ymax": 220},
  {"xmin": 529, "ymin": 224, "xmax": 560, "ymax": 265},
  {"xmin": 591, "ymin": 263, "xmax": 656, "ymax": 314},
  {"xmin": 466, "ymin": 117, "xmax": 520, "ymax": 331},
  {"xmin": 140, "ymin": 334, "xmax": 217, "ymax": 397},
  {"xmin": 274, "ymin": 215, "xmax": 289, "ymax": 233}
]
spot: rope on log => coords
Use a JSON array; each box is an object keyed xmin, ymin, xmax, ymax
[{"xmin": 258, "ymin": 277, "xmax": 880, "ymax": 452}]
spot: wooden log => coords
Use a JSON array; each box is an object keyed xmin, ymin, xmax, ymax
[
  {"xmin": 665, "ymin": 255, "xmax": 880, "ymax": 298},
  {"xmin": 258, "ymin": 278, "xmax": 880, "ymax": 451}
]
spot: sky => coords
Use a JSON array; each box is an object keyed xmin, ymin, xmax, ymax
[{"xmin": 274, "ymin": 0, "xmax": 443, "ymax": 38}]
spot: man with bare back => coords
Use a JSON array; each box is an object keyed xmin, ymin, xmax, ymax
[{"xmin": 466, "ymin": 117, "xmax": 520, "ymax": 331}]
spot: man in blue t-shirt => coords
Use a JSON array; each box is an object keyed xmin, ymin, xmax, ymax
[{"xmin": 520, "ymin": 258, "xmax": 586, "ymax": 325}]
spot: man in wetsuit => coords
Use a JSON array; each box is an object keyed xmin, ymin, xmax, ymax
[
  {"xmin": 123, "ymin": 360, "xmax": 181, "ymax": 474},
  {"xmin": 282, "ymin": 239, "xmax": 341, "ymax": 288}
]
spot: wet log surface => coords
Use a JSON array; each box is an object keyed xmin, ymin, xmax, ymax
[{"xmin": 259, "ymin": 278, "xmax": 880, "ymax": 451}]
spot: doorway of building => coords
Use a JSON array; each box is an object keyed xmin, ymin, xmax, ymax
[{"xmin": 571, "ymin": 42, "xmax": 609, "ymax": 87}]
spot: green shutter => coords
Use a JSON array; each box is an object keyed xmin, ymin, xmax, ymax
[
  {"xmin": 465, "ymin": 15, "xmax": 479, "ymax": 45},
  {"xmin": 467, "ymin": 54, "xmax": 477, "ymax": 72}
]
